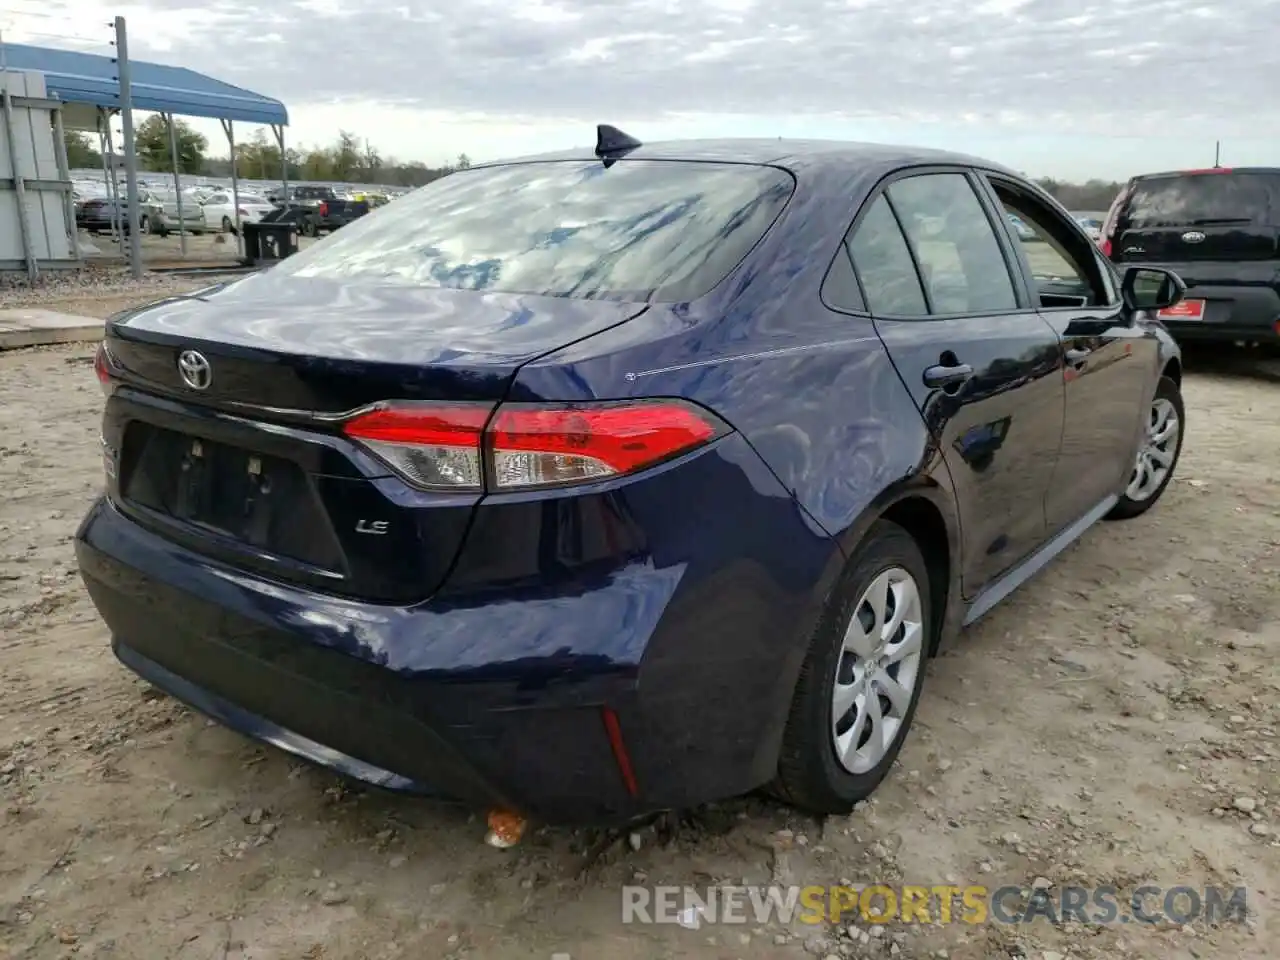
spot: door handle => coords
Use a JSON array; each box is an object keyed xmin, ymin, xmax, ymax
[
  {"xmin": 1065, "ymin": 347, "xmax": 1092, "ymax": 366},
  {"xmin": 922, "ymin": 362, "xmax": 974, "ymax": 389}
]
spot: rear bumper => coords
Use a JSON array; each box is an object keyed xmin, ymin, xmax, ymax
[
  {"xmin": 1123, "ymin": 261, "xmax": 1280, "ymax": 343},
  {"xmin": 75, "ymin": 433, "xmax": 836, "ymax": 823},
  {"xmin": 78, "ymin": 498, "xmax": 651, "ymax": 821}
]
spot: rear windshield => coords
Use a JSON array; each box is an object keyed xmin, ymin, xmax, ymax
[
  {"xmin": 274, "ymin": 160, "xmax": 795, "ymax": 302},
  {"xmin": 1123, "ymin": 172, "xmax": 1280, "ymax": 227}
]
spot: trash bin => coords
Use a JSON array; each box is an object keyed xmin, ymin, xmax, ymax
[{"xmin": 241, "ymin": 220, "xmax": 298, "ymax": 265}]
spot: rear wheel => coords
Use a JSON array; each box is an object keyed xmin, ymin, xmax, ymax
[
  {"xmin": 772, "ymin": 520, "xmax": 931, "ymax": 814},
  {"xmin": 137, "ymin": 215, "xmax": 151, "ymax": 235},
  {"xmin": 1106, "ymin": 375, "xmax": 1184, "ymax": 520},
  {"xmin": 221, "ymin": 216, "xmax": 233, "ymax": 233}
]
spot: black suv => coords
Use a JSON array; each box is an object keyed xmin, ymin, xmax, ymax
[{"xmin": 1100, "ymin": 167, "xmax": 1280, "ymax": 347}]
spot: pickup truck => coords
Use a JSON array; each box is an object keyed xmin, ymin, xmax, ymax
[{"xmin": 266, "ymin": 185, "xmax": 370, "ymax": 236}]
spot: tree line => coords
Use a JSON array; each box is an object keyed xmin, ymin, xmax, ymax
[
  {"xmin": 63, "ymin": 117, "xmax": 468, "ymax": 188},
  {"xmin": 63, "ymin": 121, "xmax": 1124, "ymax": 207}
]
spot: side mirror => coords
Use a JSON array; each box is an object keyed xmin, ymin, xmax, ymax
[{"xmin": 1122, "ymin": 266, "xmax": 1186, "ymax": 312}]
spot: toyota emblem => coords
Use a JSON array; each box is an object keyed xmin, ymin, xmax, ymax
[
  {"xmin": 177, "ymin": 350, "xmax": 213, "ymax": 390},
  {"xmin": 1181, "ymin": 231, "xmax": 1206, "ymax": 244}
]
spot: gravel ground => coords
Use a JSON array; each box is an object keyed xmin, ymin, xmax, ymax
[
  {"xmin": 0, "ymin": 268, "xmax": 212, "ymax": 321},
  {"xmin": 0, "ymin": 288, "xmax": 1276, "ymax": 960}
]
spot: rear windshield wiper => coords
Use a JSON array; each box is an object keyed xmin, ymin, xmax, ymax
[{"xmin": 1188, "ymin": 217, "xmax": 1252, "ymax": 225}]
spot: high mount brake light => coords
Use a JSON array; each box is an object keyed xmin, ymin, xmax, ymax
[{"xmin": 341, "ymin": 400, "xmax": 727, "ymax": 492}]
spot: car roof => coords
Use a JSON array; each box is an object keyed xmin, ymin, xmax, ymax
[
  {"xmin": 476, "ymin": 138, "xmax": 1019, "ymax": 177},
  {"xmin": 1132, "ymin": 166, "xmax": 1280, "ymax": 181}
]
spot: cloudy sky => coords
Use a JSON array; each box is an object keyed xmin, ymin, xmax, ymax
[{"xmin": 3, "ymin": 0, "xmax": 1278, "ymax": 180}]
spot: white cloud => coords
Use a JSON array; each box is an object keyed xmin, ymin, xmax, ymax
[{"xmin": 3, "ymin": 0, "xmax": 1278, "ymax": 179}]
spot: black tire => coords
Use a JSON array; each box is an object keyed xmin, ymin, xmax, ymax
[
  {"xmin": 772, "ymin": 520, "xmax": 932, "ymax": 814},
  {"xmin": 303, "ymin": 218, "xmax": 319, "ymax": 238},
  {"xmin": 221, "ymin": 216, "xmax": 233, "ymax": 233},
  {"xmin": 138, "ymin": 215, "xmax": 151, "ymax": 235},
  {"xmin": 1105, "ymin": 375, "xmax": 1185, "ymax": 521}
]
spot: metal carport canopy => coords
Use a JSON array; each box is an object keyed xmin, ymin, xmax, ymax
[{"xmin": 0, "ymin": 42, "xmax": 288, "ymax": 126}]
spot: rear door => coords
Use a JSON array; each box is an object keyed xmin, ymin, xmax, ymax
[
  {"xmin": 848, "ymin": 168, "xmax": 1066, "ymax": 596},
  {"xmin": 981, "ymin": 174, "xmax": 1153, "ymax": 534}
]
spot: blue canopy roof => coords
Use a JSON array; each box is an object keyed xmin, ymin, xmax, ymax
[{"xmin": 1, "ymin": 43, "xmax": 288, "ymax": 126}]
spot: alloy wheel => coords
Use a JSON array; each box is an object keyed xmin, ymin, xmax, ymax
[
  {"xmin": 831, "ymin": 567, "xmax": 925, "ymax": 775},
  {"xmin": 1126, "ymin": 397, "xmax": 1179, "ymax": 502}
]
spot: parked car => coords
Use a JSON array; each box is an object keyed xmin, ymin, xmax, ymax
[
  {"xmin": 77, "ymin": 188, "xmax": 209, "ymax": 237},
  {"xmin": 199, "ymin": 191, "xmax": 276, "ymax": 233},
  {"xmin": 267, "ymin": 185, "xmax": 370, "ymax": 236},
  {"xmin": 150, "ymin": 190, "xmax": 209, "ymax": 236},
  {"xmin": 1099, "ymin": 167, "xmax": 1280, "ymax": 348},
  {"xmin": 1074, "ymin": 214, "xmax": 1103, "ymax": 240},
  {"xmin": 76, "ymin": 188, "xmax": 170, "ymax": 236},
  {"xmin": 78, "ymin": 131, "xmax": 1186, "ymax": 825},
  {"xmin": 1007, "ymin": 212, "xmax": 1037, "ymax": 240}
]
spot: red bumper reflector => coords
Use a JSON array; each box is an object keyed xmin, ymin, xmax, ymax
[{"xmin": 600, "ymin": 707, "xmax": 639, "ymax": 797}]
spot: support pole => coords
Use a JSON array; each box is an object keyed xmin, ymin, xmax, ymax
[
  {"xmin": 221, "ymin": 118, "xmax": 242, "ymax": 256},
  {"xmin": 97, "ymin": 110, "xmax": 118, "ymax": 245},
  {"xmin": 166, "ymin": 113, "xmax": 187, "ymax": 257},
  {"xmin": 50, "ymin": 104, "xmax": 81, "ymax": 262},
  {"xmin": 272, "ymin": 123, "xmax": 288, "ymax": 205},
  {"xmin": 114, "ymin": 15, "xmax": 144, "ymax": 279},
  {"xmin": 102, "ymin": 113, "xmax": 122, "ymax": 245},
  {"xmin": 1, "ymin": 84, "xmax": 38, "ymax": 281}
]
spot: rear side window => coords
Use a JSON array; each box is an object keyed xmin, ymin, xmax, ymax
[
  {"xmin": 1124, "ymin": 172, "xmax": 1280, "ymax": 226},
  {"xmin": 847, "ymin": 196, "xmax": 927, "ymax": 316},
  {"xmin": 276, "ymin": 160, "xmax": 795, "ymax": 302}
]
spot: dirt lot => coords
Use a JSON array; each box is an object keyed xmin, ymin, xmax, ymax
[{"xmin": 1, "ymin": 286, "xmax": 1276, "ymax": 960}]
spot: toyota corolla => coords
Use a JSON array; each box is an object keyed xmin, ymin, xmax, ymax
[{"xmin": 77, "ymin": 128, "xmax": 1186, "ymax": 824}]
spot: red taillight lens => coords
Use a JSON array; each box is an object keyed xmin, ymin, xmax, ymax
[
  {"xmin": 94, "ymin": 341, "xmax": 113, "ymax": 395},
  {"xmin": 1100, "ymin": 238, "xmax": 1112, "ymax": 257},
  {"xmin": 318, "ymin": 201, "xmax": 329, "ymax": 217},
  {"xmin": 489, "ymin": 403, "xmax": 719, "ymax": 488},
  {"xmin": 342, "ymin": 403, "xmax": 489, "ymax": 491},
  {"xmin": 341, "ymin": 400, "xmax": 727, "ymax": 492}
]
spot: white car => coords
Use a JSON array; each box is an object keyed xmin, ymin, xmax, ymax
[
  {"xmin": 1073, "ymin": 215, "xmax": 1103, "ymax": 240},
  {"xmin": 199, "ymin": 191, "xmax": 276, "ymax": 232}
]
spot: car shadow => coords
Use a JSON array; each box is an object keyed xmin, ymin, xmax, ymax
[{"xmin": 1178, "ymin": 343, "xmax": 1280, "ymax": 383}]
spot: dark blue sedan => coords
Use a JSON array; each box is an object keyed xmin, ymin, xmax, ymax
[{"xmin": 77, "ymin": 128, "xmax": 1187, "ymax": 825}]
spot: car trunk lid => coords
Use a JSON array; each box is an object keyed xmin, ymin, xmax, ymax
[
  {"xmin": 106, "ymin": 272, "xmax": 647, "ymax": 411},
  {"xmin": 101, "ymin": 274, "xmax": 648, "ymax": 602}
]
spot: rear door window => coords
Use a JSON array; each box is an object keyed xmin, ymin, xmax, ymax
[
  {"xmin": 275, "ymin": 160, "xmax": 796, "ymax": 302},
  {"xmin": 1124, "ymin": 172, "xmax": 1280, "ymax": 226},
  {"xmin": 887, "ymin": 173, "xmax": 1019, "ymax": 314}
]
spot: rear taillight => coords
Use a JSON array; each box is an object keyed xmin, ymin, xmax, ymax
[
  {"xmin": 342, "ymin": 403, "xmax": 489, "ymax": 490},
  {"xmin": 1098, "ymin": 181, "xmax": 1133, "ymax": 261},
  {"xmin": 318, "ymin": 201, "xmax": 329, "ymax": 217},
  {"xmin": 341, "ymin": 400, "xmax": 728, "ymax": 492},
  {"xmin": 93, "ymin": 341, "xmax": 114, "ymax": 396}
]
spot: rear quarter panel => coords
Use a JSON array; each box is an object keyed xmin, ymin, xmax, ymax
[
  {"xmin": 506, "ymin": 159, "xmax": 964, "ymax": 778},
  {"xmin": 511, "ymin": 158, "xmax": 959, "ymax": 548}
]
